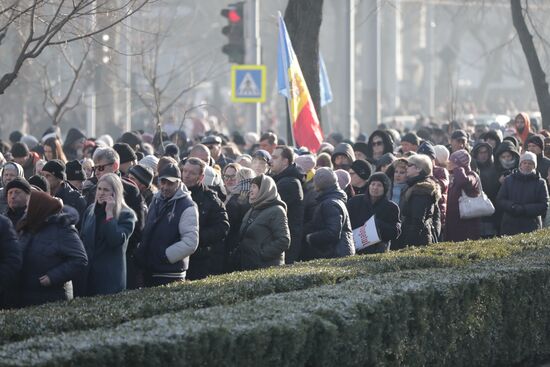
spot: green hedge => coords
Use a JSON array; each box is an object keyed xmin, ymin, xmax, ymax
[
  {"xmin": 0, "ymin": 248, "xmax": 549, "ymax": 366},
  {"xmin": 1, "ymin": 231, "xmax": 549, "ymax": 345}
]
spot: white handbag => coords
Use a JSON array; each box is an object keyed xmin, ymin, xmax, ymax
[{"xmin": 458, "ymin": 175, "xmax": 495, "ymax": 219}]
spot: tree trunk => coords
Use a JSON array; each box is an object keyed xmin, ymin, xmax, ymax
[
  {"xmin": 511, "ymin": 0, "xmax": 550, "ymax": 130},
  {"xmin": 284, "ymin": 0, "xmax": 323, "ymax": 122}
]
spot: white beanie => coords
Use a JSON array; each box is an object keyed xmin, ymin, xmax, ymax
[
  {"xmin": 433, "ymin": 145, "xmax": 450, "ymax": 165},
  {"xmin": 97, "ymin": 134, "xmax": 114, "ymax": 148},
  {"xmin": 139, "ymin": 155, "xmax": 159, "ymax": 173},
  {"xmin": 520, "ymin": 151, "xmax": 537, "ymax": 169}
]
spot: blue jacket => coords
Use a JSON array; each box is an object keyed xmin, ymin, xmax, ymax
[
  {"xmin": 77, "ymin": 204, "xmax": 136, "ymax": 296},
  {"xmin": 19, "ymin": 212, "xmax": 87, "ymax": 306}
]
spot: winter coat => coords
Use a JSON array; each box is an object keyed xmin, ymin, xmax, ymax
[
  {"xmin": 0, "ymin": 215, "xmax": 22, "ymax": 309},
  {"xmin": 187, "ymin": 183, "xmax": 229, "ymax": 280},
  {"xmin": 347, "ymin": 193, "xmax": 401, "ymax": 253},
  {"xmin": 472, "ymin": 142, "xmax": 500, "ymax": 236},
  {"xmin": 535, "ymin": 153, "xmax": 550, "ymax": 186},
  {"xmin": 393, "ymin": 174, "xmax": 441, "ymax": 249},
  {"xmin": 432, "ymin": 166, "xmax": 449, "ymax": 229},
  {"xmin": 238, "ymin": 198, "xmax": 290, "ymax": 270},
  {"xmin": 77, "ymin": 204, "xmax": 136, "ymax": 296},
  {"xmin": 19, "ymin": 212, "xmax": 87, "ymax": 306},
  {"xmin": 331, "ymin": 143, "xmax": 356, "ymax": 168},
  {"xmin": 54, "ymin": 182, "xmax": 87, "ymax": 228},
  {"xmin": 135, "ymin": 185, "xmax": 199, "ymax": 280},
  {"xmin": 21, "ymin": 152, "xmax": 41, "ymax": 180},
  {"xmin": 445, "ymin": 167, "xmax": 481, "ymax": 242},
  {"xmin": 271, "ymin": 163, "xmax": 305, "ymax": 264},
  {"xmin": 497, "ymin": 170, "xmax": 549, "ymax": 235},
  {"xmin": 62, "ymin": 128, "xmax": 86, "ymax": 161},
  {"xmin": 224, "ymin": 194, "xmax": 250, "ymax": 272},
  {"xmin": 494, "ymin": 141, "xmax": 520, "ymax": 177},
  {"xmin": 303, "ymin": 186, "xmax": 355, "ymax": 259}
]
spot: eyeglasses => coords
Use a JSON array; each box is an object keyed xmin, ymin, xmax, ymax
[
  {"xmin": 372, "ymin": 141, "xmax": 384, "ymax": 146},
  {"xmin": 93, "ymin": 162, "xmax": 114, "ymax": 172},
  {"xmin": 223, "ymin": 174, "xmax": 236, "ymax": 180}
]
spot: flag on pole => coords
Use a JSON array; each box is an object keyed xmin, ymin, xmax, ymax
[
  {"xmin": 319, "ymin": 53, "xmax": 333, "ymax": 107},
  {"xmin": 277, "ymin": 13, "xmax": 324, "ymax": 153}
]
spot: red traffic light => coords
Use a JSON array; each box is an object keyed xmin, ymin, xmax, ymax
[{"xmin": 228, "ymin": 9, "xmax": 241, "ymax": 23}]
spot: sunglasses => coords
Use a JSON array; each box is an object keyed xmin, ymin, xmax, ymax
[
  {"xmin": 93, "ymin": 162, "xmax": 114, "ymax": 172},
  {"xmin": 372, "ymin": 141, "xmax": 384, "ymax": 146}
]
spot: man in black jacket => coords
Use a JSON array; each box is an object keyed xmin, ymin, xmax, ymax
[
  {"xmin": 42, "ymin": 160, "xmax": 87, "ymax": 227},
  {"xmin": 83, "ymin": 147, "xmax": 146, "ymax": 289},
  {"xmin": 472, "ymin": 142, "xmax": 500, "ymax": 238},
  {"xmin": 181, "ymin": 157, "xmax": 229, "ymax": 280},
  {"xmin": 270, "ymin": 145, "xmax": 304, "ymax": 263},
  {"xmin": 0, "ymin": 214, "xmax": 22, "ymax": 309},
  {"xmin": 526, "ymin": 135, "xmax": 550, "ymax": 186}
]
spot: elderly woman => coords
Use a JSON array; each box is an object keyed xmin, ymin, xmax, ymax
[
  {"xmin": 393, "ymin": 154, "xmax": 441, "ymax": 249},
  {"xmin": 497, "ymin": 152, "xmax": 548, "ymax": 235},
  {"xmin": 445, "ymin": 149, "xmax": 482, "ymax": 242},
  {"xmin": 77, "ymin": 173, "xmax": 136, "ymax": 296},
  {"xmin": 17, "ymin": 191, "xmax": 87, "ymax": 306},
  {"xmin": 234, "ymin": 174, "xmax": 290, "ymax": 270},
  {"xmin": 303, "ymin": 167, "xmax": 355, "ymax": 259},
  {"xmin": 0, "ymin": 162, "xmax": 24, "ymax": 214}
]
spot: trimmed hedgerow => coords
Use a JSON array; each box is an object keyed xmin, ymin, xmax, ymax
[
  {"xmin": 0, "ymin": 230, "xmax": 549, "ymax": 345},
  {"xmin": 0, "ymin": 249, "xmax": 549, "ymax": 366}
]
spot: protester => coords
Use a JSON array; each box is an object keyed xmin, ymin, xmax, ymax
[
  {"xmin": 331, "ymin": 143, "xmax": 355, "ymax": 170},
  {"xmin": 128, "ymin": 164, "xmax": 157, "ymax": 207},
  {"xmin": 0, "ymin": 162, "xmax": 24, "ymax": 214},
  {"xmin": 10, "ymin": 142, "xmax": 40, "ymax": 179},
  {"xmin": 365, "ymin": 130, "xmax": 394, "ymax": 165},
  {"xmin": 347, "ymin": 172, "xmax": 401, "ymax": 253},
  {"xmin": 497, "ymin": 152, "xmax": 549, "ymax": 236},
  {"xmin": 4, "ymin": 177, "xmax": 32, "ymax": 228},
  {"xmin": 17, "ymin": 191, "xmax": 87, "ymax": 306},
  {"xmin": 445, "ymin": 149, "xmax": 481, "ymax": 242},
  {"xmin": 472, "ymin": 142, "xmax": 500, "ymax": 237},
  {"xmin": 202, "ymin": 135, "xmax": 234, "ymax": 169},
  {"xmin": 303, "ymin": 167, "xmax": 355, "ymax": 259},
  {"xmin": 77, "ymin": 174, "xmax": 136, "ymax": 296},
  {"xmin": 349, "ymin": 159, "xmax": 372, "ymax": 195},
  {"xmin": 66, "ymin": 160, "xmax": 87, "ymax": 191},
  {"xmin": 234, "ymin": 174, "xmax": 290, "ymax": 270},
  {"xmin": 251, "ymin": 149, "xmax": 271, "ymax": 176},
  {"xmin": 63, "ymin": 128, "xmax": 86, "ymax": 161}
]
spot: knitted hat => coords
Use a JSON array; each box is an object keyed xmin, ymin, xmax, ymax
[
  {"xmin": 520, "ymin": 151, "xmax": 537, "ymax": 169},
  {"xmin": 526, "ymin": 135, "xmax": 544, "ymax": 152},
  {"xmin": 10, "ymin": 142, "xmax": 29, "ymax": 158},
  {"xmin": 5, "ymin": 177, "xmax": 32, "ymax": 196},
  {"xmin": 129, "ymin": 164, "xmax": 154, "ymax": 187},
  {"xmin": 252, "ymin": 149, "xmax": 271, "ymax": 163},
  {"xmin": 318, "ymin": 142, "xmax": 334, "ymax": 155},
  {"xmin": 21, "ymin": 135, "xmax": 39, "ymax": 150},
  {"xmin": 417, "ymin": 142, "xmax": 436, "ymax": 160},
  {"xmin": 118, "ymin": 131, "xmax": 142, "ymax": 148},
  {"xmin": 451, "ymin": 129, "xmax": 468, "ymax": 141},
  {"xmin": 433, "ymin": 145, "xmax": 450, "ymax": 164},
  {"xmin": 376, "ymin": 153, "xmax": 397, "ymax": 169},
  {"xmin": 139, "ymin": 155, "xmax": 159, "ymax": 173},
  {"xmin": 314, "ymin": 167, "xmax": 338, "ymax": 191},
  {"xmin": 353, "ymin": 142, "xmax": 369, "ymax": 157},
  {"xmin": 28, "ymin": 175, "xmax": 50, "ymax": 193},
  {"xmin": 295, "ymin": 154, "xmax": 316, "ymax": 173},
  {"xmin": 350, "ymin": 159, "xmax": 372, "ymax": 180},
  {"xmin": 401, "ymin": 132, "xmax": 420, "ymax": 146},
  {"xmin": 335, "ymin": 169, "xmax": 351, "ymax": 190},
  {"xmin": 66, "ymin": 160, "xmax": 86, "ymax": 181},
  {"xmin": 97, "ymin": 134, "xmax": 114, "ymax": 147},
  {"xmin": 42, "ymin": 159, "xmax": 66, "ymax": 180},
  {"xmin": 449, "ymin": 149, "xmax": 471, "ymax": 169},
  {"xmin": 113, "ymin": 143, "xmax": 137, "ymax": 164},
  {"xmin": 164, "ymin": 144, "xmax": 180, "ymax": 159},
  {"xmin": 367, "ymin": 172, "xmax": 392, "ymax": 196}
]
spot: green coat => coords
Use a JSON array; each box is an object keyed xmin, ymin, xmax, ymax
[{"xmin": 238, "ymin": 199, "xmax": 290, "ymax": 270}]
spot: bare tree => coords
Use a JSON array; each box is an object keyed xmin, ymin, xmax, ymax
[
  {"xmin": 511, "ymin": 0, "xmax": 550, "ymax": 129},
  {"xmin": 39, "ymin": 40, "xmax": 91, "ymax": 126},
  {"xmin": 0, "ymin": 0, "xmax": 151, "ymax": 96}
]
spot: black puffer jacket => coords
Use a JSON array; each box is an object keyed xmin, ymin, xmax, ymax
[
  {"xmin": 303, "ymin": 186, "xmax": 355, "ymax": 259},
  {"xmin": 0, "ymin": 215, "xmax": 22, "ymax": 309},
  {"xmin": 472, "ymin": 142, "xmax": 501, "ymax": 235},
  {"xmin": 187, "ymin": 183, "xmax": 229, "ymax": 279},
  {"xmin": 271, "ymin": 163, "xmax": 304, "ymax": 264},
  {"xmin": 393, "ymin": 174, "xmax": 441, "ymax": 249},
  {"xmin": 347, "ymin": 193, "xmax": 401, "ymax": 253},
  {"xmin": 55, "ymin": 182, "xmax": 87, "ymax": 228},
  {"xmin": 497, "ymin": 170, "xmax": 549, "ymax": 235}
]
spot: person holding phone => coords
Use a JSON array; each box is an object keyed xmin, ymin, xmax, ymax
[{"xmin": 75, "ymin": 173, "xmax": 136, "ymax": 297}]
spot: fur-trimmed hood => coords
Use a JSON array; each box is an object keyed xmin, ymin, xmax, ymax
[{"xmin": 405, "ymin": 175, "xmax": 441, "ymax": 202}]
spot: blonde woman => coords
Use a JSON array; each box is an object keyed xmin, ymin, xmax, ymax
[{"xmin": 76, "ymin": 173, "xmax": 136, "ymax": 296}]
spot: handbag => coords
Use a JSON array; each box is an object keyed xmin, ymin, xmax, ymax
[{"xmin": 458, "ymin": 175, "xmax": 495, "ymax": 219}]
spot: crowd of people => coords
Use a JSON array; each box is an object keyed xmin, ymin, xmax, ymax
[{"xmin": 0, "ymin": 111, "xmax": 548, "ymax": 308}]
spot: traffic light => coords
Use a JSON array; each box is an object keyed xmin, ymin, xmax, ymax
[{"xmin": 221, "ymin": 2, "xmax": 245, "ymax": 64}]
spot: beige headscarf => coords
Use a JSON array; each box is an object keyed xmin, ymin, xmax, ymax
[{"xmin": 249, "ymin": 174, "xmax": 279, "ymax": 208}]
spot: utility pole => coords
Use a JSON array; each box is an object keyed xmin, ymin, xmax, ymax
[
  {"xmin": 361, "ymin": 0, "xmax": 381, "ymax": 135},
  {"xmin": 345, "ymin": 0, "xmax": 356, "ymax": 139},
  {"xmin": 246, "ymin": 0, "xmax": 261, "ymax": 135}
]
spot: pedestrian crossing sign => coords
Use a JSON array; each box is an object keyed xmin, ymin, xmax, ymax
[{"xmin": 231, "ymin": 65, "xmax": 266, "ymax": 103}]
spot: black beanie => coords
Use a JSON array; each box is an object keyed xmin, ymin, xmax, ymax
[
  {"xmin": 10, "ymin": 142, "xmax": 29, "ymax": 158},
  {"xmin": 118, "ymin": 132, "xmax": 142, "ymax": 148},
  {"xmin": 66, "ymin": 160, "xmax": 86, "ymax": 181},
  {"xmin": 113, "ymin": 143, "xmax": 137, "ymax": 164},
  {"xmin": 367, "ymin": 172, "xmax": 391, "ymax": 196},
  {"xmin": 28, "ymin": 175, "xmax": 50, "ymax": 193},
  {"xmin": 42, "ymin": 159, "xmax": 66, "ymax": 180},
  {"xmin": 164, "ymin": 144, "xmax": 180, "ymax": 159},
  {"xmin": 526, "ymin": 134, "xmax": 544, "ymax": 152},
  {"xmin": 350, "ymin": 159, "xmax": 372, "ymax": 180},
  {"xmin": 5, "ymin": 177, "xmax": 32, "ymax": 196},
  {"xmin": 129, "ymin": 164, "xmax": 153, "ymax": 187},
  {"xmin": 401, "ymin": 132, "xmax": 420, "ymax": 146}
]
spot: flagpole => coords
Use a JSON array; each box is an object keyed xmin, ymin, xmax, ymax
[{"xmin": 278, "ymin": 12, "xmax": 296, "ymax": 148}]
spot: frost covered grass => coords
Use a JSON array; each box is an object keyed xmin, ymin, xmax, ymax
[
  {"xmin": 0, "ymin": 230, "xmax": 549, "ymax": 347},
  {"xmin": 0, "ymin": 249, "xmax": 549, "ymax": 366}
]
